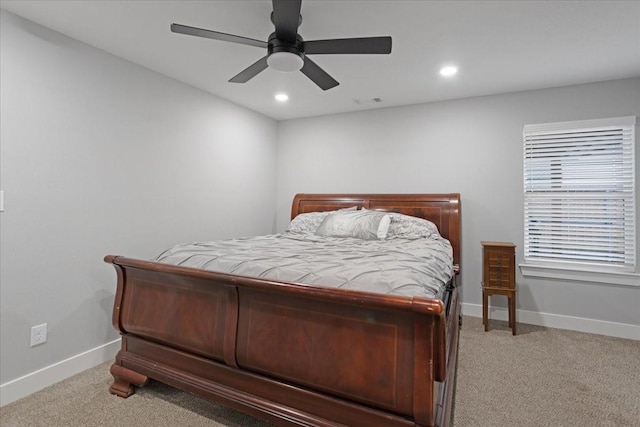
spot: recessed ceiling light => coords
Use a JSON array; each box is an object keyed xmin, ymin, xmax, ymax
[
  {"xmin": 439, "ymin": 66, "xmax": 458, "ymax": 77},
  {"xmin": 275, "ymin": 93, "xmax": 289, "ymax": 102}
]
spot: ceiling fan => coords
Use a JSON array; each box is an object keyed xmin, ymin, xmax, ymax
[{"xmin": 171, "ymin": 0, "xmax": 392, "ymax": 90}]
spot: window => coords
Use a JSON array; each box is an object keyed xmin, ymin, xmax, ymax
[{"xmin": 522, "ymin": 116, "xmax": 638, "ymax": 286}]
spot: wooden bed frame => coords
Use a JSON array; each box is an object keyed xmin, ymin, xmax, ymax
[{"xmin": 106, "ymin": 193, "xmax": 462, "ymax": 427}]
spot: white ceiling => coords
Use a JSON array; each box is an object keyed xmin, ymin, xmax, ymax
[{"xmin": 1, "ymin": 0, "xmax": 639, "ymax": 120}]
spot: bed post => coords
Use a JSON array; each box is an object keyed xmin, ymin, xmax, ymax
[
  {"xmin": 413, "ymin": 313, "xmax": 436, "ymax": 426},
  {"xmin": 106, "ymin": 255, "xmax": 150, "ymax": 397},
  {"xmin": 106, "ymin": 255, "xmax": 125, "ymax": 334},
  {"xmin": 410, "ymin": 297, "xmax": 445, "ymax": 427}
]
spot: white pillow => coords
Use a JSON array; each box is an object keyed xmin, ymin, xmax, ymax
[
  {"xmin": 315, "ymin": 210, "xmax": 391, "ymax": 240},
  {"xmin": 376, "ymin": 214, "xmax": 391, "ymax": 239},
  {"xmin": 287, "ymin": 207, "xmax": 357, "ymax": 234}
]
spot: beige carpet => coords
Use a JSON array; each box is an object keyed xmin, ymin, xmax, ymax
[{"xmin": 1, "ymin": 316, "xmax": 639, "ymax": 427}]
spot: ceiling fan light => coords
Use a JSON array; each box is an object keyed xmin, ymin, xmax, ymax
[{"xmin": 267, "ymin": 52, "xmax": 304, "ymax": 72}]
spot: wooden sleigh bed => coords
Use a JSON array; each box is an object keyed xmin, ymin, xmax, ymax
[{"xmin": 106, "ymin": 193, "xmax": 462, "ymax": 427}]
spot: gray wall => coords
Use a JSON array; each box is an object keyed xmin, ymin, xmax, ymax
[
  {"xmin": 276, "ymin": 78, "xmax": 640, "ymax": 327},
  {"xmin": 0, "ymin": 11, "xmax": 277, "ymax": 384}
]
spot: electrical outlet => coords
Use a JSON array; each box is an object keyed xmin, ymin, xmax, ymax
[{"xmin": 30, "ymin": 323, "xmax": 47, "ymax": 347}]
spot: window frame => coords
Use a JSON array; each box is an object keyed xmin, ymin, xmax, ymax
[{"xmin": 520, "ymin": 116, "xmax": 639, "ymax": 287}]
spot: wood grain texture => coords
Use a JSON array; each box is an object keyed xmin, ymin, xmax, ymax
[{"xmin": 235, "ymin": 288, "xmax": 415, "ymax": 414}]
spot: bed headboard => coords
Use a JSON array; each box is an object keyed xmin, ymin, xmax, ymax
[{"xmin": 291, "ymin": 193, "xmax": 461, "ymax": 269}]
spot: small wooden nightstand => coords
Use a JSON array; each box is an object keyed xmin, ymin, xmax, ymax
[{"xmin": 481, "ymin": 241, "xmax": 516, "ymax": 335}]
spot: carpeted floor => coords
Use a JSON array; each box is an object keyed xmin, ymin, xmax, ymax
[{"xmin": 1, "ymin": 316, "xmax": 639, "ymax": 426}]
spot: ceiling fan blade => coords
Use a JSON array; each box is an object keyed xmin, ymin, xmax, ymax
[
  {"xmin": 229, "ymin": 56, "xmax": 269, "ymax": 83},
  {"xmin": 171, "ymin": 23, "xmax": 267, "ymax": 49},
  {"xmin": 300, "ymin": 57, "xmax": 339, "ymax": 91},
  {"xmin": 272, "ymin": 0, "xmax": 301, "ymax": 43},
  {"xmin": 304, "ymin": 37, "xmax": 392, "ymax": 55}
]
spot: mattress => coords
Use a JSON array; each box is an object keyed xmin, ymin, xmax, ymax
[{"xmin": 155, "ymin": 231, "xmax": 454, "ymax": 300}]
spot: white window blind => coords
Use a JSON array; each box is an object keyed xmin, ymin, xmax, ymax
[{"xmin": 523, "ymin": 116, "xmax": 636, "ymax": 273}]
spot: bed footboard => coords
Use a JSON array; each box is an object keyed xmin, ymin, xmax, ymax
[{"xmin": 107, "ymin": 256, "xmax": 457, "ymax": 427}]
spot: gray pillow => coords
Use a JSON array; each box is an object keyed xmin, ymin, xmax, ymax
[
  {"xmin": 315, "ymin": 210, "xmax": 391, "ymax": 240},
  {"xmin": 386, "ymin": 212, "xmax": 439, "ymax": 239},
  {"xmin": 362, "ymin": 208, "xmax": 440, "ymax": 240}
]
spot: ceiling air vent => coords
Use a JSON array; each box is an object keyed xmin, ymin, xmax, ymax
[{"xmin": 353, "ymin": 98, "xmax": 383, "ymax": 105}]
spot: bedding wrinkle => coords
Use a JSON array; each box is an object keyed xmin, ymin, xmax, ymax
[{"xmin": 154, "ymin": 231, "xmax": 453, "ymax": 300}]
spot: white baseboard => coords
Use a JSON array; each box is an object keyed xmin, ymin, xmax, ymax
[
  {"xmin": 0, "ymin": 338, "xmax": 121, "ymax": 407},
  {"xmin": 462, "ymin": 303, "xmax": 639, "ymax": 340},
  {"xmin": 2, "ymin": 307, "xmax": 637, "ymax": 407}
]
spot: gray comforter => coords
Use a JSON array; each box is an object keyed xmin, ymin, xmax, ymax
[{"xmin": 154, "ymin": 232, "xmax": 454, "ymax": 300}]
